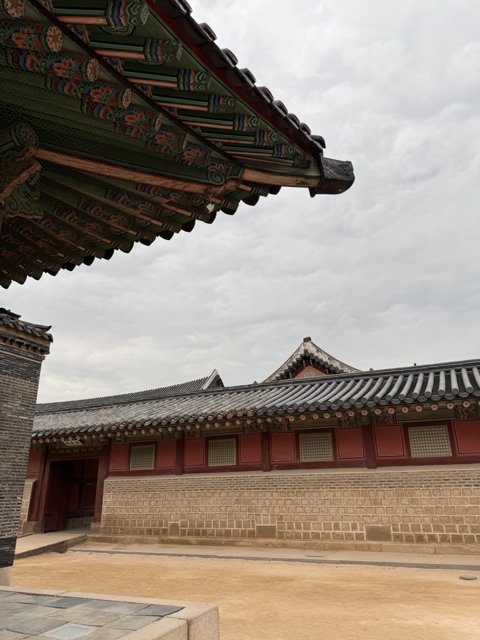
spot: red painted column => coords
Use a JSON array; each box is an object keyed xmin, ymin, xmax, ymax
[
  {"xmin": 93, "ymin": 449, "xmax": 109, "ymax": 523},
  {"xmin": 363, "ymin": 424, "xmax": 378, "ymax": 469},
  {"xmin": 175, "ymin": 435, "xmax": 184, "ymax": 475},
  {"xmin": 261, "ymin": 431, "xmax": 272, "ymax": 472},
  {"xmin": 36, "ymin": 455, "xmax": 52, "ymax": 533},
  {"xmin": 28, "ymin": 447, "xmax": 47, "ymax": 523}
]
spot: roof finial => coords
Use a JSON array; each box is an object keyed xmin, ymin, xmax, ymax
[{"xmin": 303, "ymin": 336, "xmax": 311, "ymax": 343}]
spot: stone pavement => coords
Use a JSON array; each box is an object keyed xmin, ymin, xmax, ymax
[
  {"xmin": 0, "ymin": 590, "xmax": 182, "ymax": 640},
  {"xmin": 72, "ymin": 540, "xmax": 480, "ymax": 571},
  {"xmin": 15, "ymin": 532, "xmax": 88, "ymax": 560},
  {"xmin": 0, "ymin": 588, "xmax": 218, "ymax": 640}
]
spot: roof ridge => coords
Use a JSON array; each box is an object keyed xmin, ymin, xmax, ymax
[{"xmin": 36, "ymin": 373, "xmax": 219, "ymax": 414}]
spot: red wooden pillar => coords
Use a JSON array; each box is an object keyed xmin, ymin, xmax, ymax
[
  {"xmin": 93, "ymin": 448, "xmax": 109, "ymax": 523},
  {"xmin": 36, "ymin": 455, "xmax": 52, "ymax": 533},
  {"xmin": 175, "ymin": 435, "xmax": 184, "ymax": 475},
  {"xmin": 261, "ymin": 430, "xmax": 272, "ymax": 472},
  {"xmin": 28, "ymin": 447, "xmax": 48, "ymax": 523},
  {"xmin": 363, "ymin": 423, "xmax": 378, "ymax": 469}
]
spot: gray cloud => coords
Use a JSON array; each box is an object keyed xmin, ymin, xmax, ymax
[{"xmin": 4, "ymin": 0, "xmax": 480, "ymax": 401}]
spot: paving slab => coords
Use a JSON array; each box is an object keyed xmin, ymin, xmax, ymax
[
  {"xmin": 15, "ymin": 533, "xmax": 87, "ymax": 561},
  {"xmin": 0, "ymin": 589, "xmax": 217, "ymax": 640}
]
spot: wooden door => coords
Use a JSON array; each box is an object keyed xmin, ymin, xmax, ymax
[{"xmin": 43, "ymin": 461, "xmax": 71, "ymax": 532}]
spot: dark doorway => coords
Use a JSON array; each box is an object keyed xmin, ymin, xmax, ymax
[{"xmin": 43, "ymin": 459, "xmax": 99, "ymax": 532}]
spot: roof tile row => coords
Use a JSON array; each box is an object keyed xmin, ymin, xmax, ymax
[{"xmin": 33, "ymin": 360, "xmax": 480, "ymax": 437}]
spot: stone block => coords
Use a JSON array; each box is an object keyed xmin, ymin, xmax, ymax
[
  {"xmin": 255, "ymin": 525, "xmax": 277, "ymax": 539},
  {"xmin": 365, "ymin": 525, "xmax": 392, "ymax": 542},
  {"xmin": 169, "ymin": 604, "xmax": 219, "ymax": 640}
]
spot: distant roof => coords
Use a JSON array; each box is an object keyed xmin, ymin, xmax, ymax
[
  {"xmin": 33, "ymin": 359, "xmax": 480, "ymax": 437},
  {"xmin": 36, "ymin": 369, "xmax": 223, "ymax": 415},
  {"xmin": 0, "ymin": 308, "xmax": 53, "ymax": 342},
  {"xmin": 0, "ymin": 1, "xmax": 354, "ymax": 288},
  {"xmin": 263, "ymin": 337, "xmax": 359, "ymax": 382}
]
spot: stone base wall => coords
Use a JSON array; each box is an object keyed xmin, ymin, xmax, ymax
[
  {"xmin": 97, "ymin": 465, "xmax": 480, "ymax": 546},
  {"xmin": 18, "ymin": 479, "xmax": 35, "ymax": 535}
]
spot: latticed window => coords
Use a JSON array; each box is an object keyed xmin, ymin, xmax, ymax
[
  {"xmin": 408, "ymin": 425, "xmax": 452, "ymax": 458},
  {"xmin": 208, "ymin": 438, "xmax": 236, "ymax": 466},
  {"xmin": 298, "ymin": 432, "xmax": 334, "ymax": 462},
  {"xmin": 129, "ymin": 444, "xmax": 155, "ymax": 470}
]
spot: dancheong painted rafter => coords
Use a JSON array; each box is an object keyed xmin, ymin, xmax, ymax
[{"xmin": 0, "ymin": 0, "xmax": 354, "ymax": 288}]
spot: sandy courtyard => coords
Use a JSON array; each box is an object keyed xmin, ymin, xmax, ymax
[{"xmin": 11, "ymin": 549, "xmax": 480, "ymax": 640}]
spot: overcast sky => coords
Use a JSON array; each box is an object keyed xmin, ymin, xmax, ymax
[{"xmin": 4, "ymin": 0, "xmax": 480, "ymax": 402}]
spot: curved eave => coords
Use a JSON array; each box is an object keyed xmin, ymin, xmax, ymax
[
  {"xmin": 0, "ymin": 1, "xmax": 354, "ymax": 288},
  {"xmin": 149, "ymin": 0, "xmax": 328, "ymax": 158},
  {"xmin": 32, "ymin": 360, "xmax": 480, "ymax": 438}
]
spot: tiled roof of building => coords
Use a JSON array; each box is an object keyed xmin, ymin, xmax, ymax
[
  {"xmin": 36, "ymin": 368, "xmax": 223, "ymax": 415},
  {"xmin": 0, "ymin": 1, "xmax": 353, "ymax": 288},
  {"xmin": 263, "ymin": 337, "xmax": 359, "ymax": 381},
  {"xmin": 0, "ymin": 308, "xmax": 53, "ymax": 342},
  {"xmin": 33, "ymin": 359, "xmax": 480, "ymax": 437}
]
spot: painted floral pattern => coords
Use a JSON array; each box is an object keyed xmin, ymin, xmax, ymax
[{"xmin": 1, "ymin": 0, "xmax": 24, "ymax": 19}]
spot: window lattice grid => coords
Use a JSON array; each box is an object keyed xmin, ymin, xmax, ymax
[
  {"xmin": 299, "ymin": 432, "xmax": 334, "ymax": 462},
  {"xmin": 208, "ymin": 438, "xmax": 236, "ymax": 466},
  {"xmin": 408, "ymin": 425, "xmax": 452, "ymax": 458},
  {"xmin": 129, "ymin": 444, "xmax": 155, "ymax": 470}
]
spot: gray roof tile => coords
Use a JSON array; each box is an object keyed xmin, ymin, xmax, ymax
[
  {"xmin": 33, "ymin": 360, "xmax": 480, "ymax": 438},
  {"xmin": 0, "ymin": 308, "xmax": 52, "ymax": 342},
  {"xmin": 36, "ymin": 370, "xmax": 223, "ymax": 415}
]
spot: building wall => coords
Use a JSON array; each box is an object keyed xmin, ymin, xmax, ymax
[
  {"xmin": 96, "ymin": 466, "xmax": 480, "ymax": 546},
  {"xmin": 22, "ymin": 419, "xmax": 480, "ymax": 548},
  {"xmin": 0, "ymin": 343, "xmax": 46, "ymax": 571}
]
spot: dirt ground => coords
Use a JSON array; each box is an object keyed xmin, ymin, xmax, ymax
[{"xmin": 11, "ymin": 550, "xmax": 480, "ymax": 640}]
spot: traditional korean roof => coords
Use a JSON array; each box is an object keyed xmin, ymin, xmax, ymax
[
  {"xmin": 0, "ymin": 306, "xmax": 52, "ymax": 341},
  {"xmin": 263, "ymin": 337, "xmax": 359, "ymax": 382},
  {"xmin": 36, "ymin": 368, "xmax": 223, "ymax": 414},
  {"xmin": 32, "ymin": 358, "xmax": 480, "ymax": 437},
  {"xmin": 0, "ymin": 0, "xmax": 354, "ymax": 288}
]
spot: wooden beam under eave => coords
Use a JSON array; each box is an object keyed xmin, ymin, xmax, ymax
[
  {"xmin": 242, "ymin": 168, "xmax": 318, "ymax": 188},
  {"xmin": 56, "ymin": 16, "xmax": 107, "ymax": 25},
  {"xmin": 35, "ymin": 149, "xmax": 241, "ymax": 196},
  {"xmin": 243, "ymin": 157, "xmax": 355, "ymax": 195}
]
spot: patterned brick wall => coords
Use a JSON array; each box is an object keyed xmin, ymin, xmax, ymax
[
  {"xmin": 0, "ymin": 317, "xmax": 50, "ymax": 571},
  {"xmin": 97, "ymin": 466, "xmax": 480, "ymax": 546}
]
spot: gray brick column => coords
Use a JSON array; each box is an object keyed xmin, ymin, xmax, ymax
[{"xmin": 0, "ymin": 309, "xmax": 52, "ymax": 585}]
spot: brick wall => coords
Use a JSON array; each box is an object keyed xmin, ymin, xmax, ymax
[
  {"xmin": 0, "ymin": 315, "xmax": 50, "ymax": 571},
  {"xmin": 97, "ymin": 466, "xmax": 480, "ymax": 546}
]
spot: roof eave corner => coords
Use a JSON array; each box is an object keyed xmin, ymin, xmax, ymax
[{"xmin": 309, "ymin": 157, "xmax": 355, "ymax": 197}]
